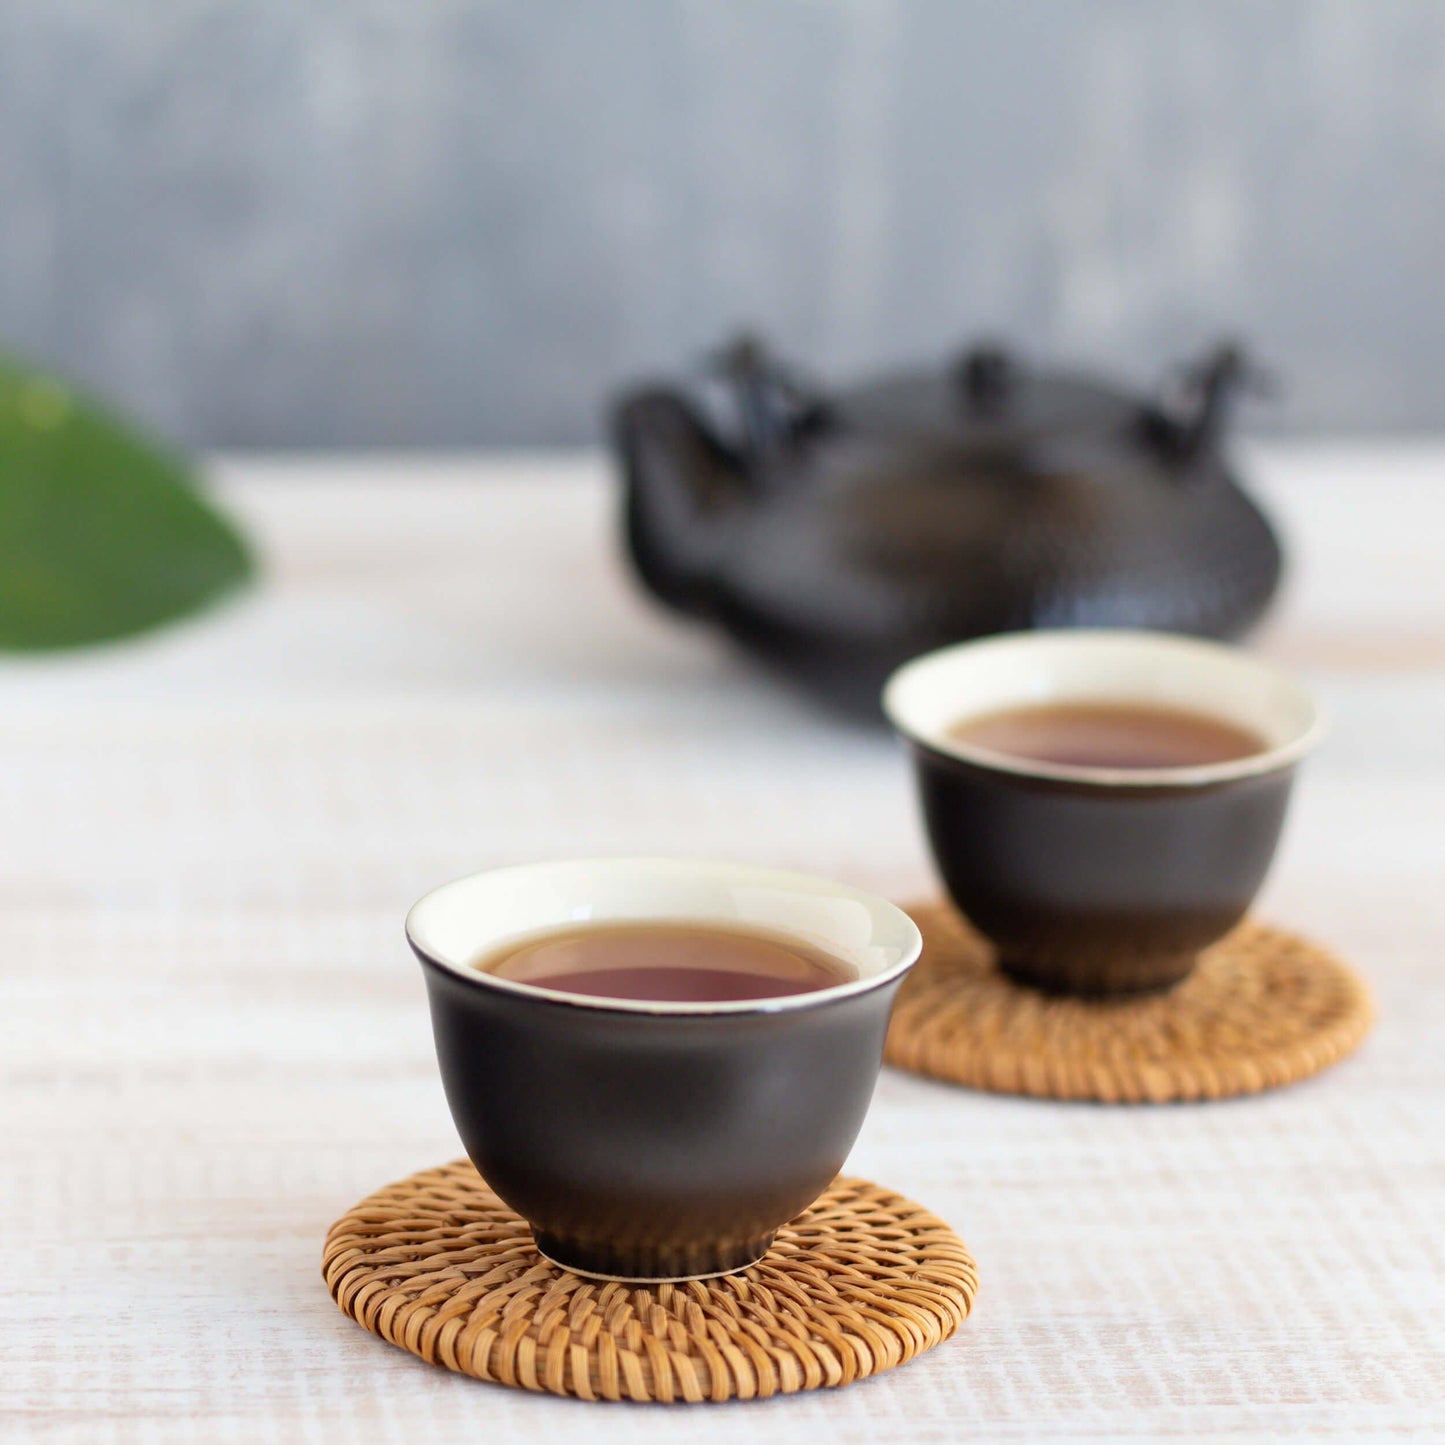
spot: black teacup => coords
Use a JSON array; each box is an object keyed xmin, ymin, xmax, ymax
[
  {"xmin": 407, "ymin": 859, "xmax": 921, "ymax": 1282},
  {"xmin": 884, "ymin": 630, "xmax": 1322, "ymax": 996}
]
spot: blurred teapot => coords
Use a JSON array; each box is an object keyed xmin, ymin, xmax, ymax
[{"xmin": 613, "ymin": 336, "xmax": 1282, "ymax": 716}]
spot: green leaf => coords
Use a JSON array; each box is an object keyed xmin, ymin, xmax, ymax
[{"xmin": 0, "ymin": 355, "xmax": 253, "ymax": 650}]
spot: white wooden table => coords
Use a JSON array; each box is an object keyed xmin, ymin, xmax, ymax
[{"xmin": 4, "ymin": 447, "xmax": 1443, "ymax": 1442}]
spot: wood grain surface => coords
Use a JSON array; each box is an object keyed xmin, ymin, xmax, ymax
[{"xmin": 2, "ymin": 446, "xmax": 1442, "ymax": 1442}]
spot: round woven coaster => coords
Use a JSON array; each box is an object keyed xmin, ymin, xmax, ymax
[
  {"xmin": 886, "ymin": 902, "xmax": 1373, "ymax": 1103},
  {"xmin": 323, "ymin": 1160, "xmax": 977, "ymax": 1403}
]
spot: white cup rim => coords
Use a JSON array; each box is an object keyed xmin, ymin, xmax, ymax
[
  {"xmin": 406, "ymin": 857, "xmax": 923, "ymax": 1016},
  {"xmin": 883, "ymin": 629, "xmax": 1324, "ymax": 788}
]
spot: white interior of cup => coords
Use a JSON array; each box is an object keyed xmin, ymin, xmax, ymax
[
  {"xmin": 883, "ymin": 629, "xmax": 1323, "ymax": 787},
  {"xmin": 406, "ymin": 858, "xmax": 923, "ymax": 1014}
]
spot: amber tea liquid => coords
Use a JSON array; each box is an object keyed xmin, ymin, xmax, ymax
[
  {"xmin": 947, "ymin": 700, "xmax": 1265, "ymax": 770},
  {"xmin": 474, "ymin": 921, "xmax": 853, "ymax": 1003}
]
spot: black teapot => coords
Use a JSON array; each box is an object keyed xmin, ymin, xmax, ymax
[{"xmin": 613, "ymin": 337, "xmax": 1282, "ymax": 716}]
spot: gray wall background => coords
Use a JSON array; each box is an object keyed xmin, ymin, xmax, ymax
[{"xmin": 3, "ymin": 1, "xmax": 1444, "ymax": 447}]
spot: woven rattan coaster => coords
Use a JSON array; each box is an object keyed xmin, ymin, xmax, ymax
[
  {"xmin": 323, "ymin": 1159, "xmax": 977, "ymax": 1403},
  {"xmin": 886, "ymin": 902, "xmax": 1373, "ymax": 1103}
]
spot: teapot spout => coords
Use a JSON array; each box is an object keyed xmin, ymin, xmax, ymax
[{"xmin": 612, "ymin": 387, "xmax": 748, "ymax": 615}]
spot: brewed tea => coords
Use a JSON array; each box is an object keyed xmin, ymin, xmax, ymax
[
  {"xmin": 946, "ymin": 700, "xmax": 1265, "ymax": 770},
  {"xmin": 475, "ymin": 921, "xmax": 853, "ymax": 1002}
]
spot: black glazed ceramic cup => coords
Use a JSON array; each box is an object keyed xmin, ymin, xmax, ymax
[
  {"xmin": 884, "ymin": 631, "xmax": 1323, "ymax": 996},
  {"xmin": 407, "ymin": 859, "xmax": 922, "ymax": 1283}
]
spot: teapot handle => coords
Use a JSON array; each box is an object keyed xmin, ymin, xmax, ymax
[
  {"xmin": 1141, "ymin": 343, "xmax": 1275, "ymax": 464},
  {"xmin": 611, "ymin": 382, "xmax": 753, "ymax": 613},
  {"xmin": 698, "ymin": 335, "xmax": 829, "ymax": 465},
  {"xmin": 610, "ymin": 335, "xmax": 827, "ymax": 614}
]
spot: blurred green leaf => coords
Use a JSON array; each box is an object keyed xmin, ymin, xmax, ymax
[{"xmin": 0, "ymin": 355, "xmax": 253, "ymax": 650}]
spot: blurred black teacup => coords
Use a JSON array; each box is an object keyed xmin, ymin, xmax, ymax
[
  {"xmin": 884, "ymin": 630, "xmax": 1322, "ymax": 996},
  {"xmin": 407, "ymin": 859, "xmax": 921, "ymax": 1282}
]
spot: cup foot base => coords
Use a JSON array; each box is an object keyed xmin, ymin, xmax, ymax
[
  {"xmin": 531, "ymin": 1229, "xmax": 776, "ymax": 1284},
  {"xmin": 997, "ymin": 952, "xmax": 1196, "ymax": 998}
]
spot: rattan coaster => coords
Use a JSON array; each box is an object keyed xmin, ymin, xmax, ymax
[
  {"xmin": 886, "ymin": 902, "xmax": 1373, "ymax": 1103},
  {"xmin": 323, "ymin": 1160, "xmax": 977, "ymax": 1403}
]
